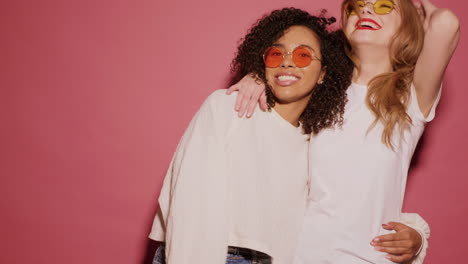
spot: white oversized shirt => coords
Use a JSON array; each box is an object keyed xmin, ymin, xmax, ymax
[
  {"xmin": 293, "ymin": 83, "xmax": 441, "ymax": 264},
  {"xmin": 149, "ymin": 90, "xmax": 310, "ymax": 264}
]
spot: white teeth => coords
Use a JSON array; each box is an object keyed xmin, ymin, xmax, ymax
[
  {"xmin": 358, "ymin": 21, "xmax": 378, "ymax": 29},
  {"xmin": 278, "ymin": 75, "xmax": 298, "ymax": 81}
]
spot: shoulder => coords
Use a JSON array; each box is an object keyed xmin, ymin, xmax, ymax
[
  {"xmin": 201, "ymin": 89, "xmax": 238, "ymax": 118},
  {"xmin": 191, "ymin": 89, "xmax": 240, "ymax": 137},
  {"xmin": 204, "ymin": 89, "xmax": 237, "ymax": 108}
]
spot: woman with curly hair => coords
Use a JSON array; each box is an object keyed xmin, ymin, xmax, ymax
[
  {"xmin": 148, "ymin": 8, "xmax": 355, "ymax": 264},
  {"xmin": 228, "ymin": 0, "xmax": 460, "ymax": 263}
]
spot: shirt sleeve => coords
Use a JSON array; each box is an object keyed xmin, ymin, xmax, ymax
[
  {"xmin": 151, "ymin": 92, "xmax": 229, "ymax": 264},
  {"xmin": 408, "ymin": 83, "xmax": 442, "ymax": 123},
  {"xmin": 400, "ymin": 213, "xmax": 431, "ymax": 264}
]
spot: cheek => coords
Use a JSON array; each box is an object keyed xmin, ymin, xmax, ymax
[
  {"xmin": 384, "ymin": 14, "xmax": 401, "ymax": 35},
  {"xmin": 301, "ymin": 67, "xmax": 321, "ymax": 88},
  {"xmin": 344, "ymin": 17, "xmax": 356, "ymax": 36},
  {"xmin": 265, "ymin": 69, "xmax": 274, "ymax": 84}
]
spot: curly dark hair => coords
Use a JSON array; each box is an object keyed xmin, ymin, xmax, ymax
[{"xmin": 230, "ymin": 8, "xmax": 353, "ymax": 134}]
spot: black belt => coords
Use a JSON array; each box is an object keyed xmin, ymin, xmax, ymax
[{"xmin": 227, "ymin": 246, "xmax": 271, "ymax": 263}]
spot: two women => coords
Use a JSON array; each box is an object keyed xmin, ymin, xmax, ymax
[
  {"xmin": 149, "ymin": 8, "xmax": 354, "ymax": 263},
  {"xmin": 229, "ymin": 0, "xmax": 460, "ymax": 263}
]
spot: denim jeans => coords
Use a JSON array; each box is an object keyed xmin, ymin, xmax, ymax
[{"xmin": 153, "ymin": 245, "xmax": 271, "ymax": 264}]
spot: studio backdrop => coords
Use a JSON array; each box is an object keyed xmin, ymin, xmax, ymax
[{"xmin": 1, "ymin": 0, "xmax": 466, "ymax": 263}]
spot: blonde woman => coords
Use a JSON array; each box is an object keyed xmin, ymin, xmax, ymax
[{"xmin": 227, "ymin": 0, "xmax": 460, "ymax": 263}]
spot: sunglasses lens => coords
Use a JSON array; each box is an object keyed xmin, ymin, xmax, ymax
[
  {"xmin": 264, "ymin": 46, "xmax": 315, "ymax": 68},
  {"xmin": 292, "ymin": 47, "xmax": 313, "ymax": 68},
  {"xmin": 346, "ymin": 0, "xmax": 365, "ymax": 16},
  {"xmin": 374, "ymin": 0, "xmax": 394, "ymax": 14},
  {"xmin": 264, "ymin": 47, "xmax": 283, "ymax": 68}
]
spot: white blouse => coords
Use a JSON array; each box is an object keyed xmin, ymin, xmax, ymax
[
  {"xmin": 293, "ymin": 83, "xmax": 440, "ymax": 264},
  {"xmin": 149, "ymin": 90, "xmax": 310, "ymax": 264}
]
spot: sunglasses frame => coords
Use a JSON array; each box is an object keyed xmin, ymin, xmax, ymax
[
  {"xmin": 346, "ymin": 0, "xmax": 396, "ymax": 16},
  {"xmin": 262, "ymin": 45, "xmax": 322, "ymax": 68}
]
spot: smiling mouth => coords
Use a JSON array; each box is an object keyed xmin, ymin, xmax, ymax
[
  {"xmin": 355, "ymin": 18, "xmax": 382, "ymax": 30},
  {"xmin": 277, "ymin": 75, "xmax": 299, "ymax": 81},
  {"xmin": 275, "ymin": 73, "xmax": 300, "ymax": 86}
]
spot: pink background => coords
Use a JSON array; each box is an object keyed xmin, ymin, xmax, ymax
[{"xmin": 1, "ymin": 0, "xmax": 466, "ymax": 263}]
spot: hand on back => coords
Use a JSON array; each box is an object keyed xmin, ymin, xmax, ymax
[{"xmin": 371, "ymin": 222, "xmax": 423, "ymax": 263}]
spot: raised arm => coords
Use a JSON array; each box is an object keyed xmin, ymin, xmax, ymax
[
  {"xmin": 413, "ymin": 0, "xmax": 460, "ymax": 117},
  {"xmin": 226, "ymin": 74, "xmax": 267, "ymax": 118}
]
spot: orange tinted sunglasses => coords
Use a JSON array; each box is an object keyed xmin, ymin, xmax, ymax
[{"xmin": 263, "ymin": 45, "xmax": 321, "ymax": 68}]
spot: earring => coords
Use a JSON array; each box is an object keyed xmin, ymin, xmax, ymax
[{"xmin": 318, "ymin": 80, "xmax": 324, "ymax": 84}]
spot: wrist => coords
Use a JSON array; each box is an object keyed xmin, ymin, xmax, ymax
[{"xmin": 414, "ymin": 227, "xmax": 425, "ymax": 256}]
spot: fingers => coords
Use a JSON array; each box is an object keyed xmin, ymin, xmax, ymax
[
  {"xmin": 372, "ymin": 233, "xmax": 394, "ymax": 243},
  {"xmin": 381, "ymin": 222, "xmax": 395, "ymax": 231},
  {"xmin": 372, "ymin": 222, "xmax": 420, "ymax": 263},
  {"xmin": 371, "ymin": 224, "xmax": 421, "ymax": 262},
  {"xmin": 372, "ymin": 231, "xmax": 410, "ymax": 243},
  {"xmin": 421, "ymin": 0, "xmax": 438, "ymax": 17},
  {"xmin": 245, "ymin": 86, "xmax": 264, "ymax": 117},
  {"xmin": 375, "ymin": 246, "xmax": 412, "ymax": 255},
  {"xmin": 422, "ymin": 0, "xmax": 437, "ymax": 10},
  {"xmin": 233, "ymin": 78, "xmax": 254, "ymax": 116},
  {"xmin": 413, "ymin": 0, "xmax": 421, "ymax": 10},
  {"xmin": 237, "ymin": 88, "xmax": 252, "ymax": 117},
  {"xmin": 229, "ymin": 74, "xmax": 266, "ymax": 117},
  {"xmin": 417, "ymin": 0, "xmax": 439, "ymax": 32},
  {"xmin": 259, "ymin": 90, "xmax": 268, "ymax": 111},
  {"xmin": 226, "ymin": 84, "xmax": 240, "ymax": 95},
  {"xmin": 382, "ymin": 222, "xmax": 408, "ymax": 232},
  {"xmin": 373, "ymin": 240, "xmax": 412, "ymax": 248},
  {"xmin": 385, "ymin": 253, "xmax": 414, "ymax": 263},
  {"xmin": 245, "ymin": 91, "xmax": 259, "ymax": 118},
  {"xmin": 373, "ymin": 232, "xmax": 410, "ymax": 242},
  {"xmin": 372, "ymin": 239, "xmax": 415, "ymax": 263},
  {"xmin": 234, "ymin": 90, "xmax": 245, "ymax": 113},
  {"xmin": 372, "ymin": 232, "xmax": 408, "ymax": 246},
  {"xmin": 414, "ymin": 1, "xmax": 425, "ymax": 23}
]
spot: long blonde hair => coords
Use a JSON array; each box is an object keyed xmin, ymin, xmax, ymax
[{"xmin": 341, "ymin": 0, "xmax": 424, "ymax": 149}]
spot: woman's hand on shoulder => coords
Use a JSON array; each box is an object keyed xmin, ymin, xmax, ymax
[
  {"xmin": 226, "ymin": 74, "xmax": 267, "ymax": 118},
  {"xmin": 415, "ymin": 0, "xmax": 460, "ymax": 33},
  {"xmin": 370, "ymin": 222, "xmax": 422, "ymax": 263}
]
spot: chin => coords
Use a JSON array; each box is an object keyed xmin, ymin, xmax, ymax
[
  {"xmin": 272, "ymin": 91, "xmax": 310, "ymax": 105},
  {"xmin": 351, "ymin": 36, "xmax": 384, "ymax": 47},
  {"xmin": 271, "ymin": 88, "xmax": 295, "ymax": 99},
  {"xmin": 352, "ymin": 31, "xmax": 394, "ymax": 47}
]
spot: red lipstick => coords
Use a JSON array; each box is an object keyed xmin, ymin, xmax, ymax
[{"xmin": 355, "ymin": 18, "xmax": 382, "ymax": 30}]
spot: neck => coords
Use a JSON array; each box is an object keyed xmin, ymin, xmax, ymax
[
  {"xmin": 272, "ymin": 96, "xmax": 310, "ymax": 127},
  {"xmin": 352, "ymin": 45, "xmax": 393, "ymax": 85}
]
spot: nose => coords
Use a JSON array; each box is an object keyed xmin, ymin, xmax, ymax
[
  {"xmin": 281, "ymin": 52, "xmax": 295, "ymax": 68},
  {"xmin": 361, "ymin": 2, "xmax": 374, "ymax": 14}
]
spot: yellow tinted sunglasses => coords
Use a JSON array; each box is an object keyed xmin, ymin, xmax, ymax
[{"xmin": 346, "ymin": 0, "xmax": 395, "ymax": 16}]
